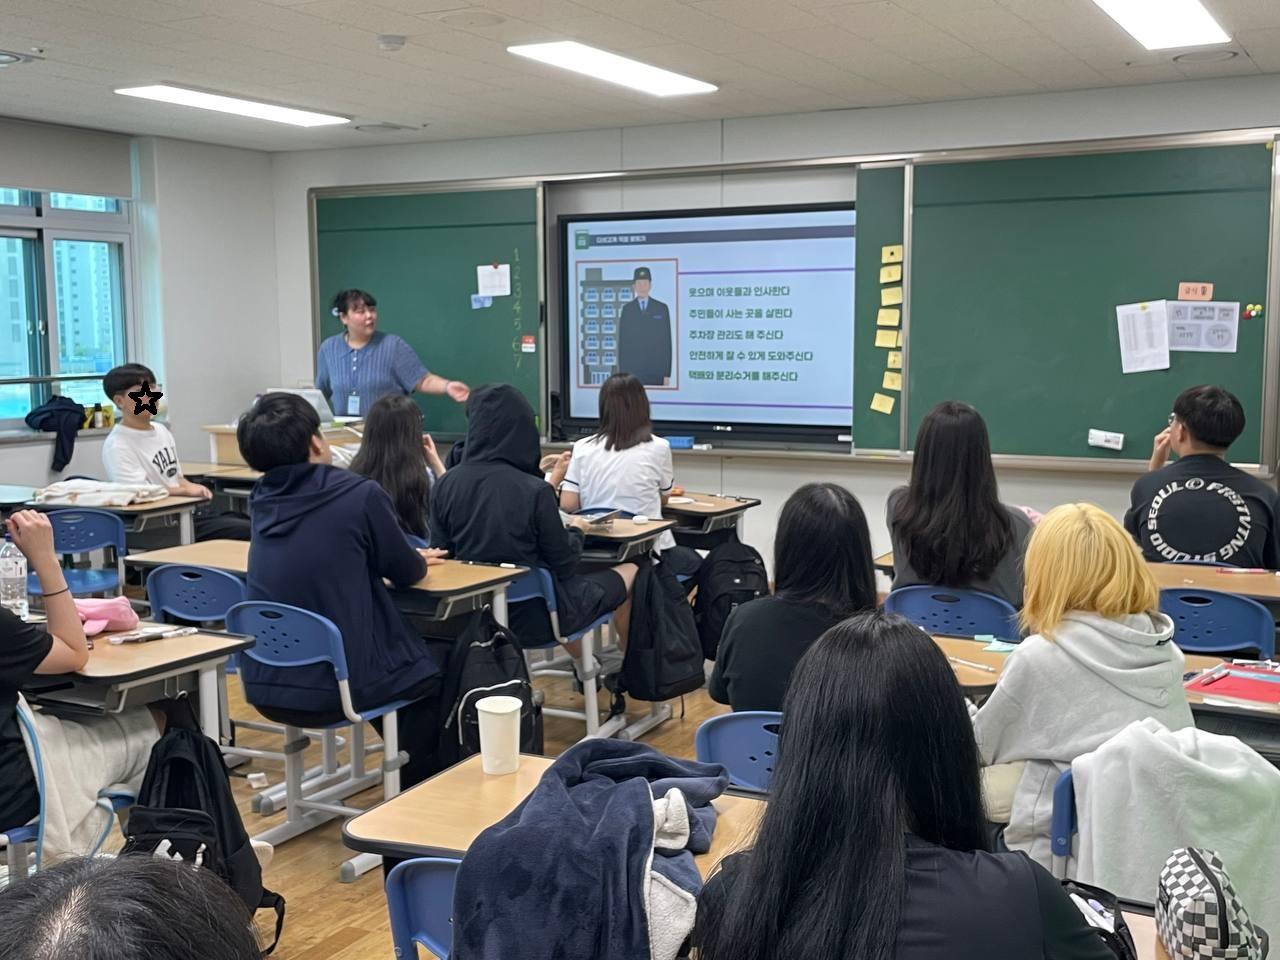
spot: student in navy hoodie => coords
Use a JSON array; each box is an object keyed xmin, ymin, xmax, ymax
[
  {"xmin": 236, "ymin": 392, "xmax": 448, "ymax": 786},
  {"xmin": 430, "ymin": 384, "xmax": 637, "ymax": 653}
]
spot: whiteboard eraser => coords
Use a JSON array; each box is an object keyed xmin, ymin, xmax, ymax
[{"xmin": 1087, "ymin": 429, "xmax": 1125, "ymax": 451}]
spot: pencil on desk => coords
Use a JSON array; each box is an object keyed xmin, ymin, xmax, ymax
[{"xmin": 948, "ymin": 655, "xmax": 997, "ymax": 674}]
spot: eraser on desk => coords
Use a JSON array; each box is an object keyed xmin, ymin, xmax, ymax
[
  {"xmin": 665, "ymin": 436, "xmax": 694, "ymax": 449},
  {"xmin": 692, "ymin": 443, "xmax": 713, "ymax": 451},
  {"xmin": 1087, "ymin": 429, "xmax": 1124, "ymax": 451}
]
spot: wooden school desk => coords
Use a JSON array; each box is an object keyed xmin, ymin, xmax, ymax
[
  {"xmin": 125, "ymin": 540, "xmax": 526, "ymax": 624},
  {"xmin": 32, "ymin": 494, "xmax": 204, "ymax": 545},
  {"xmin": 1148, "ymin": 562, "xmax": 1280, "ymax": 602},
  {"xmin": 342, "ymin": 753, "xmax": 1169, "ymax": 960},
  {"xmin": 874, "ymin": 550, "xmax": 895, "ymax": 576},
  {"xmin": 24, "ymin": 623, "xmax": 253, "ymax": 740},
  {"xmin": 663, "ymin": 493, "xmax": 761, "ymax": 537},
  {"xmin": 577, "ymin": 517, "xmax": 677, "ymax": 563},
  {"xmin": 202, "ymin": 421, "xmax": 361, "ymax": 467}
]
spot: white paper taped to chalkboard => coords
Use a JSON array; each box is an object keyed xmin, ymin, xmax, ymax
[{"xmin": 1087, "ymin": 429, "xmax": 1125, "ymax": 451}]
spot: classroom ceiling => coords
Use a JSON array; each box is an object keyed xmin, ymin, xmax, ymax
[{"xmin": 0, "ymin": 0, "xmax": 1278, "ymax": 153}]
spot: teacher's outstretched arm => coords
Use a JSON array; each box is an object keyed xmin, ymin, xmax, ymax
[{"xmin": 418, "ymin": 373, "xmax": 470, "ymax": 403}]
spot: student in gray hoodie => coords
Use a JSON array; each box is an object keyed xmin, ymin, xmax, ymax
[{"xmin": 973, "ymin": 502, "xmax": 1194, "ymax": 870}]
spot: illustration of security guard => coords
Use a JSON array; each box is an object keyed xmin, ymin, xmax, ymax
[{"xmin": 617, "ymin": 266, "xmax": 672, "ymax": 386}]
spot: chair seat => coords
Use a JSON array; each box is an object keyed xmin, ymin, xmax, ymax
[
  {"xmin": 564, "ymin": 614, "xmax": 612, "ymax": 644},
  {"xmin": 29, "ymin": 569, "xmax": 120, "ymax": 596}
]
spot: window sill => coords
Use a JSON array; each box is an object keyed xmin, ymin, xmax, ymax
[{"xmin": 0, "ymin": 426, "xmax": 112, "ymax": 447}]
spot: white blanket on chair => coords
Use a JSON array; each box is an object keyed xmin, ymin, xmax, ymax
[
  {"xmin": 17, "ymin": 696, "xmax": 160, "ymax": 858},
  {"xmin": 1074, "ymin": 718, "xmax": 1280, "ymax": 934},
  {"xmin": 34, "ymin": 479, "xmax": 169, "ymax": 507}
]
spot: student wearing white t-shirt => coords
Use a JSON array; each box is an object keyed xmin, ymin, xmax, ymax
[
  {"xmin": 560, "ymin": 373, "xmax": 702, "ymax": 579},
  {"xmin": 101, "ymin": 364, "xmax": 250, "ymax": 542}
]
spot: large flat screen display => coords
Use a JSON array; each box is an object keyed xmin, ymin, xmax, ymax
[{"xmin": 560, "ymin": 204, "xmax": 855, "ymax": 437}]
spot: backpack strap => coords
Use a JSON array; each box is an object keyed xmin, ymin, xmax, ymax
[{"xmin": 258, "ymin": 889, "xmax": 286, "ymax": 956}]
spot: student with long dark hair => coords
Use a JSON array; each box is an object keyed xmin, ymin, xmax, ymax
[
  {"xmin": 693, "ymin": 610, "xmax": 1113, "ymax": 960},
  {"xmin": 560, "ymin": 372, "xmax": 701, "ymax": 578},
  {"xmin": 888, "ymin": 400, "xmax": 1033, "ymax": 607},
  {"xmin": 350, "ymin": 394, "xmax": 446, "ymax": 540},
  {"xmin": 709, "ymin": 482, "xmax": 876, "ymax": 711}
]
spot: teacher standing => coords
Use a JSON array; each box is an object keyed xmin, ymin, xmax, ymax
[{"xmin": 316, "ymin": 289, "xmax": 470, "ymax": 417}]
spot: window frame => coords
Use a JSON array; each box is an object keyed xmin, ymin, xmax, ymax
[{"xmin": 0, "ymin": 192, "xmax": 135, "ymax": 428}]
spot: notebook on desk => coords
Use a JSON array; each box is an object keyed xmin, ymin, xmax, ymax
[{"xmin": 1185, "ymin": 662, "xmax": 1280, "ymax": 706}]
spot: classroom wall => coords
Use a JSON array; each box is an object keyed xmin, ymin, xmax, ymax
[
  {"xmin": 269, "ymin": 73, "xmax": 1280, "ymax": 566},
  {"xmin": 134, "ymin": 138, "xmax": 279, "ymax": 458},
  {"xmin": 1, "ymin": 436, "xmax": 109, "ymax": 488}
]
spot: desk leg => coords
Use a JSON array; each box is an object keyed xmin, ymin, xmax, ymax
[
  {"xmin": 492, "ymin": 585, "xmax": 509, "ymax": 627},
  {"xmin": 179, "ymin": 510, "xmax": 195, "ymax": 545},
  {"xmin": 197, "ymin": 664, "xmax": 220, "ymax": 740}
]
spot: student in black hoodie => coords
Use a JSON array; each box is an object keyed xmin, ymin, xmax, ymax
[
  {"xmin": 236, "ymin": 392, "xmax": 448, "ymax": 786},
  {"xmin": 430, "ymin": 384, "xmax": 637, "ymax": 653},
  {"xmin": 1125, "ymin": 384, "xmax": 1280, "ymax": 567}
]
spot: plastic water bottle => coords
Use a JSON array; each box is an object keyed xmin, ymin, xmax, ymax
[{"xmin": 0, "ymin": 535, "xmax": 28, "ymax": 620}]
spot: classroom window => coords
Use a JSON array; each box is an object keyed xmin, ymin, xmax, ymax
[{"xmin": 0, "ymin": 190, "xmax": 133, "ymax": 427}]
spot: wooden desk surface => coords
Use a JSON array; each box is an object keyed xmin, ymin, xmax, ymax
[
  {"xmin": 663, "ymin": 493, "xmax": 761, "ymax": 517},
  {"xmin": 343, "ymin": 754, "xmax": 1167, "ymax": 959},
  {"xmin": 934, "ymin": 635, "xmax": 1010, "ymax": 689},
  {"xmin": 1148, "ymin": 562, "xmax": 1280, "ymax": 601},
  {"xmin": 874, "ymin": 550, "xmax": 895, "ymax": 572},
  {"xmin": 207, "ymin": 465, "xmax": 262, "ymax": 482},
  {"xmin": 179, "ymin": 461, "xmax": 227, "ymax": 477},
  {"xmin": 126, "ymin": 541, "xmax": 526, "ymax": 597},
  {"xmin": 577, "ymin": 517, "xmax": 677, "ymax": 542},
  {"xmin": 67, "ymin": 623, "xmax": 253, "ymax": 683},
  {"xmin": 344, "ymin": 754, "xmax": 762, "ymax": 878}
]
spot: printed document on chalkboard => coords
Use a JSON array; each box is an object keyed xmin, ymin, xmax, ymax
[
  {"xmin": 1167, "ymin": 300, "xmax": 1239, "ymax": 353},
  {"xmin": 1116, "ymin": 300, "xmax": 1170, "ymax": 374}
]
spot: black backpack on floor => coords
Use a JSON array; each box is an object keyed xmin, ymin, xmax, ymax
[
  {"xmin": 620, "ymin": 558, "xmax": 706, "ymax": 702},
  {"xmin": 438, "ymin": 607, "xmax": 543, "ymax": 768},
  {"xmin": 693, "ymin": 539, "xmax": 768, "ymax": 660},
  {"xmin": 122, "ymin": 722, "xmax": 285, "ymax": 956}
]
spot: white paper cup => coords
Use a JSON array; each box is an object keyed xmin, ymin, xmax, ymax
[{"xmin": 476, "ymin": 695, "xmax": 522, "ymax": 775}]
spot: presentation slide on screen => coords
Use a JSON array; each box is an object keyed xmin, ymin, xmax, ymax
[{"xmin": 563, "ymin": 208, "xmax": 855, "ymax": 427}]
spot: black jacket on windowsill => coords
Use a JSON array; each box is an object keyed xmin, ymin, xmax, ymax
[{"xmin": 25, "ymin": 397, "xmax": 85, "ymax": 472}]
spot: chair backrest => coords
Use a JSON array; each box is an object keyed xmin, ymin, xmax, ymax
[
  {"xmin": 506, "ymin": 567, "xmax": 558, "ymax": 614},
  {"xmin": 405, "ymin": 534, "xmax": 429, "ymax": 550},
  {"xmin": 1050, "ymin": 768, "xmax": 1077, "ymax": 860},
  {"xmin": 1159, "ymin": 588, "xmax": 1277, "ymax": 658},
  {"xmin": 147, "ymin": 565, "xmax": 246, "ymax": 624},
  {"xmin": 225, "ymin": 601, "xmax": 350, "ymax": 679},
  {"xmin": 47, "ymin": 508, "xmax": 126, "ymax": 555},
  {"xmin": 884, "ymin": 586, "xmax": 1020, "ymax": 640},
  {"xmin": 694, "ymin": 711, "xmax": 782, "ymax": 792},
  {"xmin": 385, "ymin": 857, "xmax": 461, "ymax": 960}
]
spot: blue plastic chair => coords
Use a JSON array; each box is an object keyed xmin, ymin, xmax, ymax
[
  {"xmin": 1159, "ymin": 588, "xmax": 1277, "ymax": 659},
  {"xmin": 694, "ymin": 711, "xmax": 782, "ymax": 792},
  {"xmin": 1050, "ymin": 768, "xmax": 1077, "ymax": 880},
  {"xmin": 508, "ymin": 567, "xmax": 612, "ymax": 737},
  {"xmin": 147, "ymin": 564, "xmax": 246, "ymax": 624},
  {"xmin": 385, "ymin": 857, "xmax": 462, "ymax": 960},
  {"xmin": 405, "ymin": 535, "xmax": 429, "ymax": 550},
  {"xmin": 28, "ymin": 508, "xmax": 126, "ymax": 597},
  {"xmin": 225, "ymin": 601, "xmax": 412, "ymax": 882},
  {"xmin": 884, "ymin": 586, "xmax": 1020, "ymax": 640}
]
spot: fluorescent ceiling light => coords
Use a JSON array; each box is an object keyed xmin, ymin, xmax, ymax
[
  {"xmin": 114, "ymin": 84, "xmax": 349, "ymax": 127},
  {"xmin": 1090, "ymin": 0, "xmax": 1230, "ymax": 50},
  {"xmin": 507, "ymin": 42, "xmax": 716, "ymax": 96}
]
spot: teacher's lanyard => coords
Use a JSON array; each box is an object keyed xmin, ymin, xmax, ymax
[{"xmin": 348, "ymin": 346, "xmax": 361, "ymax": 416}]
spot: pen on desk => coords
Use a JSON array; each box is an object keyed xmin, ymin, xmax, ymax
[{"xmin": 947, "ymin": 655, "xmax": 997, "ymax": 674}]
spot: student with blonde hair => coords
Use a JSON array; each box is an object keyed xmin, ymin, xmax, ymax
[{"xmin": 973, "ymin": 502, "xmax": 1193, "ymax": 868}]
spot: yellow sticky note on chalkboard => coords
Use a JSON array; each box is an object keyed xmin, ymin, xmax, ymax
[
  {"xmin": 879, "ymin": 264, "xmax": 902, "ymax": 284},
  {"xmin": 881, "ymin": 244, "xmax": 904, "ymax": 264},
  {"xmin": 887, "ymin": 350, "xmax": 903, "ymax": 369},
  {"xmin": 896, "ymin": 331, "xmax": 904, "ymax": 348},
  {"xmin": 882, "ymin": 371, "xmax": 902, "ymax": 391},
  {"xmin": 881, "ymin": 286, "xmax": 903, "ymax": 306},
  {"xmin": 877, "ymin": 308, "xmax": 900, "ymax": 327},
  {"xmin": 875, "ymin": 329, "xmax": 897, "ymax": 349},
  {"xmin": 871, "ymin": 392, "xmax": 896, "ymax": 415}
]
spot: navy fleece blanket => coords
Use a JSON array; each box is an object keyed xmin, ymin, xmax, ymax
[{"xmin": 452, "ymin": 739, "xmax": 729, "ymax": 960}]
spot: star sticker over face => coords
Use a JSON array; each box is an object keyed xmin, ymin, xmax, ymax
[{"xmin": 128, "ymin": 380, "xmax": 163, "ymax": 416}]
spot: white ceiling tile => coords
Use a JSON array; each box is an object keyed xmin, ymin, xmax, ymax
[
  {"xmin": 471, "ymin": 0, "xmax": 583, "ymax": 18},
  {"xmin": 1211, "ymin": 0, "xmax": 1280, "ymax": 31},
  {"xmin": 888, "ymin": 27, "xmax": 979, "ymax": 62},
  {"xmin": 918, "ymin": 6, "xmax": 1043, "ymax": 42},
  {"xmin": 1240, "ymin": 28, "xmax": 1280, "ymax": 69},
  {"xmin": 772, "ymin": 26, "xmax": 874, "ymax": 59},
  {"xmin": 817, "ymin": 2, "xmax": 930, "ymax": 37},
  {"xmin": 537, "ymin": 13, "xmax": 679, "ymax": 51},
  {"xmin": 1098, "ymin": 64, "xmax": 1188, "ymax": 84},
  {"xmin": 1174, "ymin": 54, "xmax": 1262, "ymax": 79},
  {"xmin": 292, "ymin": 0, "xmax": 439, "ymax": 33},
  {"xmin": 1034, "ymin": 14, "xmax": 1134, "ymax": 49},
  {"xmin": 995, "ymin": 0, "xmax": 1099, "ymax": 23},
  {"xmin": 894, "ymin": 0, "xmax": 997, "ymax": 11},
  {"xmin": 690, "ymin": 0, "xmax": 830, "ymax": 33},
  {"xmin": 927, "ymin": 55, "xmax": 1042, "ymax": 92}
]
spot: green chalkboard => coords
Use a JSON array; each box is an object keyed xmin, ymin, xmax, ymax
[
  {"xmin": 853, "ymin": 166, "xmax": 906, "ymax": 451},
  {"xmin": 907, "ymin": 144, "xmax": 1271, "ymax": 461},
  {"xmin": 315, "ymin": 188, "xmax": 539, "ymax": 438}
]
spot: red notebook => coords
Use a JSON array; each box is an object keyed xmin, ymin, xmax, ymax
[{"xmin": 1185, "ymin": 663, "xmax": 1280, "ymax": 706}]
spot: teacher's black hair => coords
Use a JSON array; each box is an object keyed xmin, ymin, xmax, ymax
[
  {"xmin": 331, "ymin": 289, "xmax": 377, "ymax": 317},
  {"xmin": 693, "ymin": 610, "xmax": 990, "ymax": 960},
  {"xmin": 237, "ymin": 391, "xmax": 321, "ymax": 472},
  {"xmin": 773, "ymin": 482, "xmax": 877, "ymax": 620},
  {"xmin": 0, "ymin": 855, "xmax": 261, "ymax": 960}
]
